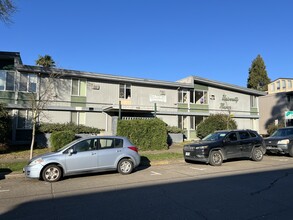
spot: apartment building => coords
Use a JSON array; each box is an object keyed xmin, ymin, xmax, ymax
[{"xmin": 0, "ymin": 51, "xmax": 265, "ymax": 144}]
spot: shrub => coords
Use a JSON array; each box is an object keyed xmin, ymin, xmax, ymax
[
  {"xmin": 117, "ymin": 118, "xmax": 168, "ymax": 151},
  {"xmin": 267, "ymin": 123, "xmax": 284, "ymax": 136},
  {"xmin": 37, "ymin": 122, "xmax": 101, "ymax": 134},
  {"xmin": 0, "ymin": 103, "xmax": 11, "ymax": 144},
  {"xmin": 50, "ymin": 130, "xmax": 76, "ymax": 151},
  {"xmin": 166, "ymin": 126, "xmax": 184, "ymax": 134},
  {"xmin": 0, "ymin": 143, "xmax": 9, "ymax": 154},
  {"xmin": 196, "ymin": 114, "xmax": 237, "ymax": 139}
]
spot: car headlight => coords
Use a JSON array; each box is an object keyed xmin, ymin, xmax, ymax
[
  {"xmin": 196, "ymin": 146, "xmax": 208, "ymax": 150},
  {"xmin": 277, "ymin": 139, "xmax": 289, "ymax": 145},
  {"xmin": 29, "ymin": 158, "xmax": 44, "ymax": 166}
]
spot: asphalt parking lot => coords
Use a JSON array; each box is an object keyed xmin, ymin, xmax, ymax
[{"xmin": 1, "ymin": 154, "xmax": 293, "ymax": 219}]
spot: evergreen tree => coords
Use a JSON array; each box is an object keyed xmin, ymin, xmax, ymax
[{"xmin": 247, "ymin": 55, "xmax": 270, "ymax": 91}]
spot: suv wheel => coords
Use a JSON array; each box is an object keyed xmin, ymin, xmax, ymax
[
  {"xmin": 209, "ymin": 151, "xmax": 223, "ymax": 166},
  {"xmin": 251, "ymin": 148, "xmax": 263, "ymax": 161},
  {"xmin": 289, "ymin": 147, "xmax": 293, "ymax": 157}
]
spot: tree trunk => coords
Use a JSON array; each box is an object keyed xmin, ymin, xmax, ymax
[{"xmin": 29, "ymin": 111, "xmax": 37, "ymax": 160}]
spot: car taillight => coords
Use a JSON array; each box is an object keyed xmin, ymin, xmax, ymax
[{"xmin": 128, "ymin": 146, "xmax": 138, "ymax": 153}]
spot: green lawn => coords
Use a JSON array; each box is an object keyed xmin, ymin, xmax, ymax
[{"xmin": 0, "ymin": 147, "xmax": 183, "ymax": 173}]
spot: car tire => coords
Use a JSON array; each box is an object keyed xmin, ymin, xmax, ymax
[
  {"xmin": 118, "ymin": 159, "xmax": 134, "ymax": 175},
  {"xmin": 251, "ymin": 147, "xmax": 263, "ymax": 161},
  {"xmin": 42, "ymin": 165, "xmax": 62, "ymax": 182},
  {"xmin": 209, "ymin": 151, "xmax": 223, "ymax": 166}
]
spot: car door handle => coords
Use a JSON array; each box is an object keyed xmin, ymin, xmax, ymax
[
  {"xmin": 116, "ymin": 150, "xmax": 122, "ymax": 152},
  {"xmin": 91, "ymin": 152, "xmax": 96, "ymax": 155}
]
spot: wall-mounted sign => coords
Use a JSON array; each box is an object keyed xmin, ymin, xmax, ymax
[
  {"xmin": 149, "ymin": 95, "xmax": 166, "ymax": 103},
  {"xmin": 222, "ymin": 95, "xmax": 239, "ymax": 103},
  {"xmin": 285, "ymin": 111, "xmax": 293, "ymax": 119}
]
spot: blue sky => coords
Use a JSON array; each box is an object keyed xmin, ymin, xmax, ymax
[{"xmin": 1, "ymin": 0, "xmax": 292, "ymax": 87}]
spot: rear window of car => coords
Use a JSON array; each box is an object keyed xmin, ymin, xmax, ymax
[{"xmin": 98, "ymin": 138, "xmax": 123, "ymax": 149}]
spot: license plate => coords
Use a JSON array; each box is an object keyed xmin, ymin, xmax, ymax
[{"xmin": 185, "ymin": 152, "xmax": 190, "ymax": 156}]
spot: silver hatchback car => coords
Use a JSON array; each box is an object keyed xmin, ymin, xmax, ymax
[{"xmin": 23, "ymin": 136, "xmax": 141, "ymax": 182}]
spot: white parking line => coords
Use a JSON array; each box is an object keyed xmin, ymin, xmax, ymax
[
  {"xmin": 189, "ymin": 167, "xmax": 206, "ymax": 171},
  {"xmin": 0, "ymin": 189, "xmax": 10, "ymax": 193},
  {"xmin": 150, "ymin": 171, "xmax": 162, "ymax": 175}
]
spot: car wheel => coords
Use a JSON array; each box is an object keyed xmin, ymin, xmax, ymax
[
  {"xmin": 118, "ymin": 159, "xmax": 134, "ymax": 175},
  {"xmin": 42, "ymin": 165, "xmax": 62, "ymax": 182},
  {"xmin": 185, "ymin": 159, "xmax": 192, "ymax": 163},
  {"xmin": 209, "ymin": 151, "xmax": 223, "ymax": 166},
  {"xmin": 289, "ymin": 147, "xmax": 293, "ymax": 157},
  {"xmin": 251, "ymin": 147, "xmax": 263, "ymax": 161}
]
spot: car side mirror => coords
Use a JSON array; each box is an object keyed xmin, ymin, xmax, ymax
[{"xmin": 68, "ymin": 148, "xmax": 74, "ymax": 155}]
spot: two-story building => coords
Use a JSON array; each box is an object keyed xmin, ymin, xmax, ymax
[
  {"xmin": 0, "ymin": 51, "xmax": 265, "ymax": 144},
  {"xmin": 259, "ymin": 78, "xmax": 293, "ymax": 135}
]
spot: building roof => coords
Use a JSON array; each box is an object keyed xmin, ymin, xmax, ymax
[
  {"xmin": 269, "ymin": 78, "xmax": 293, "ymax": 83},
  {"xmin": 179, "ymin": 75, "xmax": 266, "ymax": 96},
  {"xmin": 16, "ymin": 64, "xmax": 193, "ymax": 89}
]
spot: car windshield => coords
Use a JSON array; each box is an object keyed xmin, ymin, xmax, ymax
[
  {"xmin": 271, "ymin": 128, "xmax": 293, "ymax": 137},
  {"xmin": 202, "ymin": 132, "xmax": 228, "ymax": 141}
]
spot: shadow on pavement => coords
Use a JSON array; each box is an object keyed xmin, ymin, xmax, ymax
[
  {"xmin": 0, "ymin": 168, "xmax": 12, "ymax": 180},
  {"xmin": 2, "ymin": 167, "xmax": 293, "ymax": 219}
]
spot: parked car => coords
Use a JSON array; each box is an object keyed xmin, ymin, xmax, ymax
[
  {"xmin": 183, "ymin": 129, "xmax": 266, "ymax": 166},
  {"xmin": 23, "ymin": 136, "xmax": 141, "ymax": 182},
  {"xmin": 264, "ymin": 126, "xmax": 293, "ymax": 156}
]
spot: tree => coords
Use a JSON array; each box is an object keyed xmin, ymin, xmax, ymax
[
  {"xmin": 0, "ymin": 0, "xmax": 16, "ymax": 24},
  {"xmin": 247, "ymin": 55, "xmax": 270, "ymax": 91},
  {"xmin": 28, "ymin": 55, "xmax": 59, "ymax": 159},
  {"xmin": 36, "ymin": 55, "xmax": 56, "ymax": 68}
]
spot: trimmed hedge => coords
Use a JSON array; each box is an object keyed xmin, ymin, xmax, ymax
[
  {"xmin": 37, "ymin": 122, "xmax": 101, "ymax": 134},
  {"xmin": 117, "ymin": 118, "xmax": 168, "ymax": 151},
  {"xmin": 50, "ymin": 130, "xmax": 76, "ymax": 151},
  {"xmin": 196, "ymin": 114, "xmax": 237, "ymax": 139}
]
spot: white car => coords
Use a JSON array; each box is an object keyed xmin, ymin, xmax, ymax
[{"xmin": 23, "ymin": 136, "xmax": 141, "ymax": 182}]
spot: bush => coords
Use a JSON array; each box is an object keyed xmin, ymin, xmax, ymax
[
  {"xmin": 166, "ymin": 126, "xmax": 184, "ymax": 134},
  {"xmin": 0, "ymin": 103, "xmax": 11, "ymax": 144},
  {"xmin": 267, "ymin": 123, "xmax": 284, "ymax": 136},
  {"xmin": 0, "ymin": 143, "xmax": 9, "ymax": 154},
  {"xmin": 37, "ymin": 122, "xmax": 101, "ymax": 134},
  {"xmin": 196, "ymin": 114, "xmax": 237, "ymax": 139},
  {"xmin": 50, "ymin": 130, "xmax": 76, "ymax": 151},
  {"xmin": 117, "ymin": 118, "xmax": 168, "ymax": 151}
]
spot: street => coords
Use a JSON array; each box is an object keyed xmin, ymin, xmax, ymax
[{"xmin": 1, "ymin": 155, "xmax": 293, "ymax": 220}]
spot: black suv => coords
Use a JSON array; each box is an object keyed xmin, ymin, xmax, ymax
[
  {"xmin": 264, "ymin": 127, "xmax": 293, "ymax": 156},
  {"xmin": 183, "ymin": 129, "xmax": 266, "ymax": 166}
]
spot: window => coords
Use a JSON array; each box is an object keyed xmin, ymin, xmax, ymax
[
  {"xmin": 178, "ymin": 115, "xmax": 188, "ymax": 130},
  {"xmin": 226, "ymin": 132, "xmax": 237, "ymax": 141},
  {"xmin": 178, "ymin": 90, "xmax": 188, "ymax": 103},
  {"xmin": 282, "ymin": 80, "xmax": 286, "ymax": 89},
  {"xmin": 71, "ymin": 112, "xmax": 86, "ymax": 125},
  {"xmin": 250, "ymin": 96, "xmax": 257, "ymax": 108},
  {"xmin": 98, "ymin": 138, "xmax": 123, "ymax": 149},
  {"xmin": 0, "ymin": 70, "xmax": 15, "ymax": 91},
  {"xmin": 119, "ymin": 84, "xmax": 131, "ymax": 99},
  {"xmin": 271, "ymin": 83, "xmax": 275, "ymax": 91},
  {"xmin": 17, "ymin": 110, "xmax": 32, "ymax": 129},
  {"xmin": 288, "ymin": 80, "xmax": 292, "ymax": 89},
  {"xmin": 239, "ymin": 131, "xmax": 250, "ymax": 140},
  {"xmin": 19, "ymin": 73, "xmax": 37, "ymax": 92},
  {"xmin": 191, "ymin": 90, "xmax": 208, "ymax": 104},
  {"xmin": 276, "ymin": 81, "xmax": 280, "ymax": 90},
  {"xmin": 72, "ymin": 79, "xmax": 86, "ymax": 96}
]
